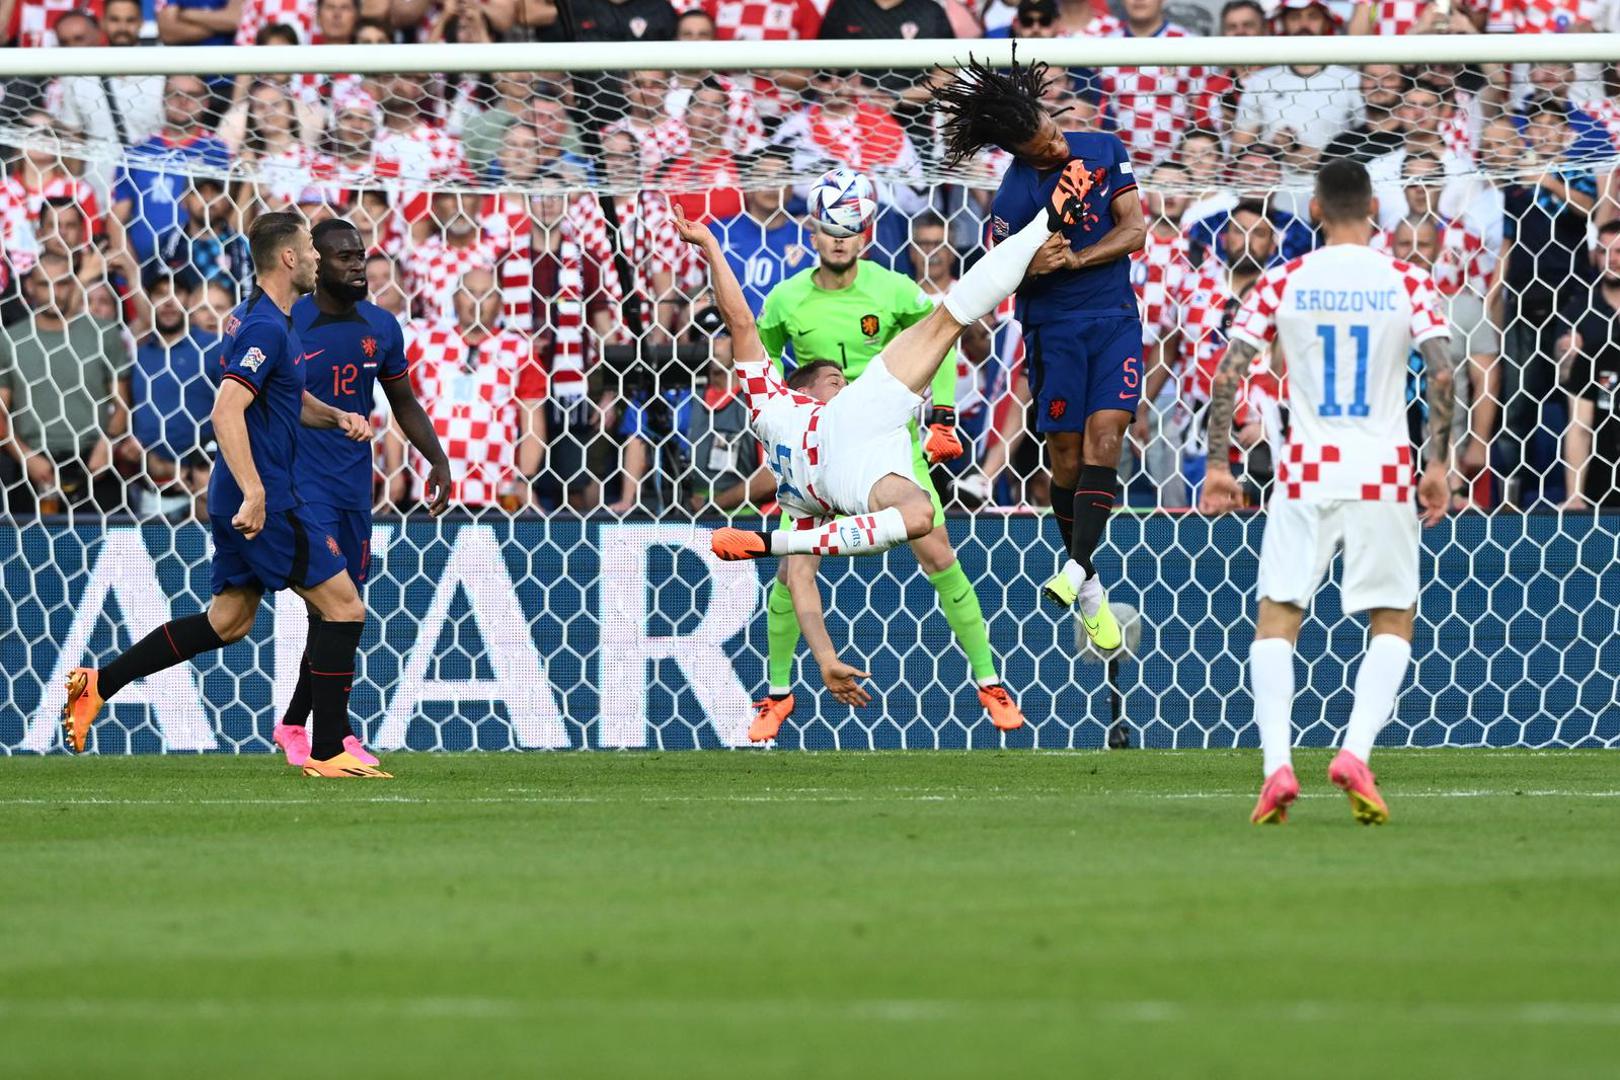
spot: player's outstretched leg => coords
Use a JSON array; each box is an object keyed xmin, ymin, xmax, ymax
[
  {"xmin": 1249, "ymin": 602, "xmax": 1303, "ymax": 824},
  {"xmin": 713, "ymin": 497, "xmax": 933, "ymax": 561},
  {"xmin": 1329, "ymin": 609, "xmax": 1412, "ymax": 825},
  {"xmin": 62, "ymin": 588, "xmax": 260, "ymax": 754}
]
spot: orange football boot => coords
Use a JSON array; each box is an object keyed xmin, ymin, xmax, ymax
[
  {"xmin": 977, "ymin": 684, "xmax": 1025, "ymax": 731},
  {"xmin": 302, "ymin": 751, "xmax": 393, "ymax": 779},
  {"xmin": 748, "ymin": 695, "xmax": 795, "ymax": 742},
  {"xmin": 711, "ymin": 528, "xmax": 771, "ymax": 562},
  {"xmin": 62, "ymin": 667, "xmax": 105, "ymax": 754}
]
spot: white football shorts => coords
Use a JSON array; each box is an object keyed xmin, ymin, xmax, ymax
[
  {"xmin": 813, "ymin": 353, "xmax": 924, "ymax": 516},
  {"xmin": 1256, "ymin": 497, "xmax": 1420, "ymax": 614}
]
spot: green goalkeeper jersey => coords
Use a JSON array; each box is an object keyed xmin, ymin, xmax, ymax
[{"xmin": 757, "ymin": 261, "xmax": 956, "ymax": 409}]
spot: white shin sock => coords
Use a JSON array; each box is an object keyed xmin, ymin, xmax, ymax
[
  {"xmin": 1342, "ymin": 635, "xmax": 1412, "ymax": 762},
  {"xmin": 770, "ymin": 507, "xmax": 910, "ymax": 557},
  {"xmin": 943, "ymin": 214, "xmax": 1054, "ymax": 325},
  {"xmin": 1250, "ymin": 637, "xmax": 1296, "ymax": 777}
]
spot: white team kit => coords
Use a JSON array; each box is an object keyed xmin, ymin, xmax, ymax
[
  {"xmin": 1228, "ymin": 244, "xmax": 1451, "ymax": 613},
  {"xmin": 734, "ymin": 354, "xmax": 923, "ymax": 530}
]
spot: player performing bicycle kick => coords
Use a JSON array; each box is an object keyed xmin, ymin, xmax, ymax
[{"xmin": 673, "ymin": 160, "xmax": 1093, "ymax": 714}]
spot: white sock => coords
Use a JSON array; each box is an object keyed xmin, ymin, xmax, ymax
[
  {"xmin": 1077, "ymin": 570, "xmax": 1105, "ymax": 619},
  {"xmin": 1062, "ymin": 557, "xmax": 1085, "ymax": 591},
  {"xmin": 1342, "ymin": 635, "xmax": 1411, "ymax": 762},
  {"xmin": 1250, "ymin": 637, "xmax": 1295, "ymax": 777},
  {"xmin": 944, "ymin": 214, "xmax": 1054, "ymax": 325},
  {"xmin": 770, "ymin": 507, "xmax": 909, "ymax": 557}
]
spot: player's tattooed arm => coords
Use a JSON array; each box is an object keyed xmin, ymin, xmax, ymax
[
  {"xmin": 1419, "ymin": 337, "xmax": 1457, "ymax": 465},
  {"xmin": 1203, "ymin": 338, "xmax": 1261, "ymax": 470}
]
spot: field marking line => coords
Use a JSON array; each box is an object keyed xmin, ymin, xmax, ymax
[
  {"xmin": 0, "ymin": 997, "xmax": 1617, "ymax": 1027},
  {"xmin": 2, "ymin": 788, "xmax": 1618, "ymax": 807}
]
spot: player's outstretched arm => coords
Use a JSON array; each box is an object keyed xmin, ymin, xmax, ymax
[
  {"xmin": 1198, "ymin": 339, "xmax": 1260, "ymax": 514},
  {"xmin": 382, "ymin": 378, "xmax": 453, "ymax": 517},
  {"xmin": 1417, "ymin": 337, "xmax": 1457, "ymax": 527},
  {"xmin": 300, "ymin": 391, "xmax": 371, "ymax": 442},
  {"xmin": 782, "ymin": 553, "xmax": 872, "ymax": 709},
  {"xmin": 669, "ymin": 203, "xmax": 766, "ymax": 364}
]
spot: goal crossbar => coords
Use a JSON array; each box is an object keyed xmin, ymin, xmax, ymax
[{"xmin": 4, "ymin": 35, "xmax": 1620, "ymax": 79}]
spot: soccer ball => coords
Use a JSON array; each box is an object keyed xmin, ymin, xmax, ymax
[{"xmin": 806, "ymin": 167, "xmax": 878, "ymax": 238}]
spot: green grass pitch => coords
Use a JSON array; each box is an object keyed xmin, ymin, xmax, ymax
[{"xmin": 4, "ymin": 749, "xmax": 1617, "ymax": 1079}]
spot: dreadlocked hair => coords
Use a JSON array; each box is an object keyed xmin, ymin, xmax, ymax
[{"xmin": 934, "ymin": 47, "xmax": 1068, "ymax": 170}]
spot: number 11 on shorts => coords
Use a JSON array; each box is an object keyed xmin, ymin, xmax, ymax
[{"xmin": 1317, "ymin": 323, "xmax": 1370, "ymax": 418}]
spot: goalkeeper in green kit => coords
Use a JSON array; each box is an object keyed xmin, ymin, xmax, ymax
[{"xmin": 747, "ymin": 221, "xmax": 1026, "ymax": 741}]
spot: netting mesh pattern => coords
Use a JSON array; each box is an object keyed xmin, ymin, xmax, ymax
[{"xmin": 1, "ymin": 43, "xmax": 1619, "ymax": 750}]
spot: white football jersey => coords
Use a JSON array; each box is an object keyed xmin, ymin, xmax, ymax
[
  {"xmin": 734, "ymin": 358, "xmax": 830, "ymax": 521},
  {"xmin": 1230, "ymin": 245, "xmax": 1450, "ymax": 503}
]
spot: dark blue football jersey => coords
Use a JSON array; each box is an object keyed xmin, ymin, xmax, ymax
[
  {"xmin": 291, "ymin": 297, "xmax": 408, "ymax": 511},
  {"xmin": 209, "ymin": 289, "xmax": 306, "ymax": 516}
]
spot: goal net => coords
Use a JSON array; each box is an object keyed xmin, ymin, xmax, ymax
[{"xmin": 0, "ymin": 36, "xmax": 1616, "ymax": 753}]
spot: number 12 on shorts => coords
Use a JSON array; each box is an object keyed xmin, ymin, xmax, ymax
[{"xmin": 1317, "ymin": 323, "xmax": 1370, "ymax": 418}]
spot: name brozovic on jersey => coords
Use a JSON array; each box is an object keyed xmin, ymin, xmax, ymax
[{"xmin": 1228, "ymin": 244, "xmax": 1450, "ymax": 504}]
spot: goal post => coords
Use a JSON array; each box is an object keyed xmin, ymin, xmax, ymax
[{"xmin": 0, "ymin": 37, "xmax": 1616, "ymax": 753}]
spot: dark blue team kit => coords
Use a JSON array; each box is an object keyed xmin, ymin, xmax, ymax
[
  {"xmin": 208, "ymin": 290, "xmax": 406, "ymax": 597},
  {"xmin": 990, "ymin": 131, "xmax": 1143, "ymax": 432}
]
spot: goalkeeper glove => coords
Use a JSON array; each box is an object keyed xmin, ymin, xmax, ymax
[{"xmin": 924, "ymin": 407, "xmax": 964, "ymax": 465}]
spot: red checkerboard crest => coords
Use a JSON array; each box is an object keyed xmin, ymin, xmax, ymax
[{"xmin": 361, "ymin": 336, "xmax": 377, "ymax": 359}]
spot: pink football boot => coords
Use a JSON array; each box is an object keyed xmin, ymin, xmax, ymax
[
  {"xmin": 343, "ymin": 735, "xmax": 381, "ymax": 767},
  {"xmin": 1329, "ymin": 750, "xmax": 1390, "ymax": 825},
  {"xmin": 272, "ymin": 723, "xmax": 311, "ymax": 767},
  {"xmin": 1250, "ymin": 764, "xmax": 1300, "ymax": 825}
]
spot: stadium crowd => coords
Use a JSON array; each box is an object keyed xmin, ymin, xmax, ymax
[{"xmin": 0, "ymin": 0, "xmax": 1617, "ymax": 519}]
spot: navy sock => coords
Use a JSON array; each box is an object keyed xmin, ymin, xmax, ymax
[
  {"xmin": 281, "ymin": 614, "xmax": 320, "ymax": 728},
  {"xmin": 1049, "ymin": 484, "xmax": 1075, "ymax": 553},
  {"xmin": 1070, "ymin": 465, "xmax": 1118, "ymax": 578},
  {"xmin": 100, "ymin": 613, "xmax": 227, "ymax": 700},
  {"xmin": 308, "ymin": 619, "xmax": 363, "ymax": 760}
]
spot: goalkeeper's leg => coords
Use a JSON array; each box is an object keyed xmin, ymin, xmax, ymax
[
  {"xmin": 750, "ymin": 571, "xmax": 802, "ymax": 743},
  {"xmin": 905, "ymin": 432, "xmax": 1024, "ymax": 731}
]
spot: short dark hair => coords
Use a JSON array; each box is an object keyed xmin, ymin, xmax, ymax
[
  {"xmin": 311, "ymin": 217, "xmax": 360, "ymax": 249},
  {"xmin": 786, "ymin": 360, "xmax": 841, "ymax": 391},
  {"xmin": 104, "ymin": 0, "xmax": 139, "ymax": 11},
  {"xmin": 1598, "ymin": 220, "xmax": 1620, "ymax": 241},
  {"xmin": 256, "ymin": 22, "xmax": 299, "ymax": 45},
  {"xmin": 1520, "ymin": 91, "xmax": 1569, "ymax": 123},
  {"xmin": 1230, "ymin": 198, "xmax": 1269, "ymax": 222},
  {"xmin": 1220, "ymin": 0, "xmax": 1266, "ymax": 25},
  {"xmin": 248, "ymin": 211, "xmax": 307, "ymax": 273},
  {"xmin": 354, "ymin": 15, "xmax": 390, "ymax": 37},
  {"xmin": 1315, "ymin": 158, "xmax": 1374, "ymax": 223}
]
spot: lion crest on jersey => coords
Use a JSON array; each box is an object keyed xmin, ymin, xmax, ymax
[
  {"xmin": 223, "ymin": 314, "xmax": 240, "ymax": 337},
  {"xmin": 361, "ymin": 336, "xmax": 378, "ymax": 359},
  {"xmin": 325, "ymin": 535, "xmax": 342, "ymax": 558},
  {"xmin": 860, "ymin": 314, "xmax": 880, "ymax": 338}
]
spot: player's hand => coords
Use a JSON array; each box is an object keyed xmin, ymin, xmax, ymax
[
  {"xmin": 1417, "ymin": 461, "xmax": 1450, "ymax": 527},
  {"xmin": 924, "ymin": 407, "xmax": 963, "ymax": 464},
  {"xmin": 1199, "ymin": 467, "xmax": 1243, "ymax": 514},
  {"xmin": 1558, "ymin": 330, "xmax": 1582, "ymax": 385},
  {"xmin": 424, "ymin": 459, "xmax": 452, "ymax": 517},
  {"xmin": 669, "ymin": 201, "xmax": 716, "ymax": 249},
  {"xmin": 1027, "ymin": 233, "xmax": 1072, "ymax": 277},
  {"xmin": 1458, "ymin": 436, "xmax": 1488, "ymax": 478},
  {"xmin": 819, "ymin": 658, "xmax": 873, "ymax": 708},
  {"xmin": 338, "ymin": 411, "xmax": 371, "ymax": 441},
  {"xmin": 233, "ymin": 488, "xmax": 266, "ymax": 539}
]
